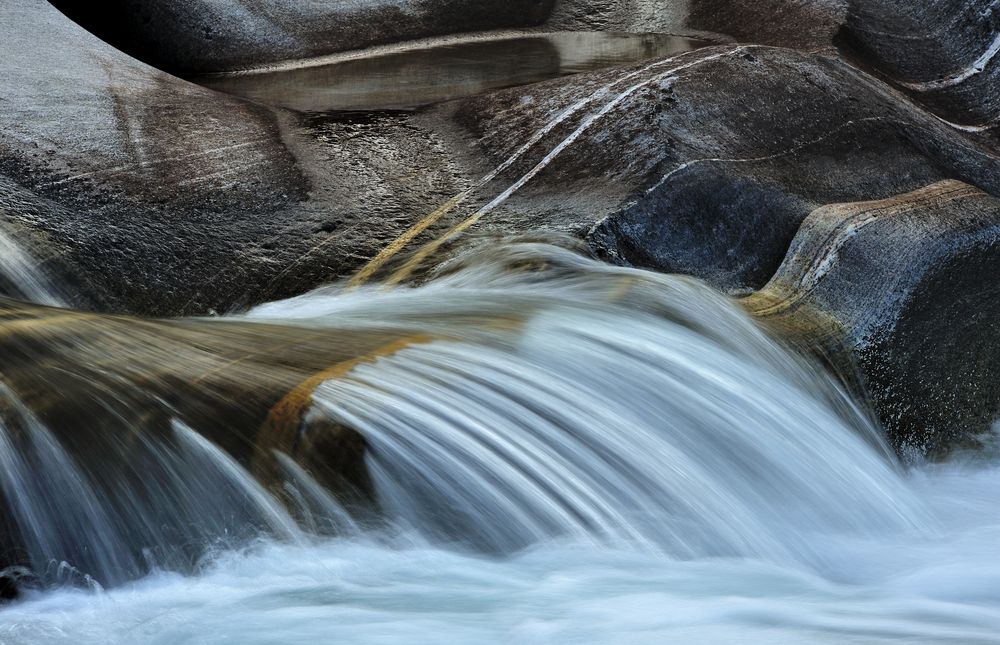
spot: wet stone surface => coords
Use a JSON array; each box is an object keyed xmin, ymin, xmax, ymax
[{"xmin": 198, "ymin": 32, "xmax": 714, "ymax": 112}]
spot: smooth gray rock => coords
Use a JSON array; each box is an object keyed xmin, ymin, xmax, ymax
[
  {"xmin": 745, "ymin": 181, "xmax": 1000, "ymax": 456},
  {"xmin": 838, "ymin": 0, "xmax": 1000, "ymax": 127},
  {"xmin": 439, "ymin": 45, "xmax": 1000, "ymax": 293},
  {"xmin": 1, "ymin": 2, "xmax": 478, "ymax": 315},
  {"xmin": 0, "ymin": 1, "xmax": 310, "ymax": 313}
]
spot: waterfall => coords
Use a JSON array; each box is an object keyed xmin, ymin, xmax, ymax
[
  {"xmin": 0, "ymin": 394, "xmax": 347, "ymax": 588},
  {"xmin": 254, "ymin": 241, "xmax": 929, "ymax": 562},
  {"xmin": 0, "ymin": 242, "xmax": 928, "ymax": 591},
  {"xmin": 0, "ymin": 226, "xmax": 64, "ymax": 307},
  {"xmin": 4, "ymin": 242, "xmax": 998, "ymax": 644}
]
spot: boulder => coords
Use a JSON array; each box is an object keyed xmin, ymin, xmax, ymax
[
  {"xmin": 744, "ymin": 181, "xmax": 1000, "ymax": 456},
  {"xmin": 0, "ymin": 1, "xmax": 311, "ymax": 314},
  {"xmin": 50, "ymin": 0, "xmax": 556, "ymax": 74},
  {"xmin": 837, "ymin": 0, "xmax": 1000, "ymax": 127},
  {"xmin": 0, "ymin": 2, "xmax": 478, "ymax": 314},
  {"xmin": 439, "ymin": 45, "xmax": 1000, "ymax": 293}
]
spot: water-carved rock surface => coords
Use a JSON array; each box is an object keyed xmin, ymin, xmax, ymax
[
  {"xmin": 0, "ymin": 0, "xmax": 999, "ymax": 507},
  {"xmin": 49, "ymin": 0, "xmax": 557, "ymax": 74},
  {"xmin": 746, "ymin": 181, "xmax": 1000, "ymax": 455},
  {"xmin": 3, "ymin": 0, "xmax": 1000, "ymax": 633},
  {"xmin": 838, "ymin": 0, "xmax": 1000, "ymax": 127},
  {"xmin": 0, "ymin": 1, "xmax": 309, "ymax": 313}
]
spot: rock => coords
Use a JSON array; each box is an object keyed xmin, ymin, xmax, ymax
[
  {"xmin": 440, "ymin": 45, "xmax": 1000, "ymax": 293},
  {"xmin": 50, "ymin": 0, "xmax": 556, "ymax": 74},
  {"xmin": 686, "ymin": 0, "xmax": 846, "ymax": 48},
  {"xmin": 0, "ymin": 567, "xmax": 34, "ymax": 601},
  {"xmin": 0, "ymin": 297, "xmax": 428, "ymax": 494},
  {"xmin": 546, "ymin": 0, "xmax": 843, "ymax": 48},
  {"xmin": 0, "ymin": 1, "xmax": 310, "ymax": 314},
  {"xmin": 744, "ymin": 181, "xmax": 1000, "ymax": 456},
  {"xmin": 6, "ymin": 1, "xmax": 1000, "ymax": 314},
  {"xmin": 550, "ymin": 0, "xmax": 1000, "ymax": 129},
  {"xmin": 0, "ymin": 296, "xmax": 435, "ymax": 580},
  {"xmin": 0, "ymin": 2, "xmax": 477, "ymax": 315},
  {"xmin": 546, "ymin": 0, "xmax": 695, "ymax": 34},
  {"xmin": 837, "ymin": 0, "xmax": 1000, "ymax": 127}
]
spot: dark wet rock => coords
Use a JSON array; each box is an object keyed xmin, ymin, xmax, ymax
[
  {"xmin": 550, "ymin": 0, "xmax": 1000, "ymax": 130},
  {"xmin": 51, "ymin": 0, "xmax": 556, "ymax": 74},
  {"xmin": 744, "ymin": 181, "xmax": 1000, "ymax": 456},
  {"xmin": 546, "ymin": 0, "xmax": 695, "ymax": 34},
  {"xmin": 440, "ymin": 45, "xmax": 1000, "ymax": 293},
  {"xmin": 0, "ymin": 2, "xmax": 475, "ymax": 315},
  {"xmin": 837, "ymin": 0, "xmax": 1000, "ymax": 127},
  {"xmin": 0, "ymin": 566, "xmax": 34, "ymax": 601},
  {"xmin": 687, "ymin": 0, "xmax": 846, "ymax": 48},
  {"xmin": 546, "ymin": 0, "xmax": 843, "ymax": 47}
]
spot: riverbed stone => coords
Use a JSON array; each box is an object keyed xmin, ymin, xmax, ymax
[
  {"xmin": 49, "ymin": 0, "xmax": 556, "ymax": 74},
  {"xmin": 442, "ymin": 45, "xmax": 1000, "ymax": 293},
  {"xmin": 837, "ymin": 0, "xmax": 1000, "ymax": 127},
  {"xmin": 3, "ymin": 0, "xmax": 1000, "ymax": 460},
  {"xmin": 744, "ymin": 181, "xmax": 1000, "ymax": 456},
  {"xmin": 2, "ymin": 1, "xmax": 480, "ymax": 315}
]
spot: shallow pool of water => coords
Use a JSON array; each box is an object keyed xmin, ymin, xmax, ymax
[{"xmin": 199, "ymin": 32, "xmax": 716, "ymax": 112}]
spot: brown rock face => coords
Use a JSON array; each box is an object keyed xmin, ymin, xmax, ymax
[{"xmin": 0, "ymin": 296, "xmax": 433, "ymax": 583}]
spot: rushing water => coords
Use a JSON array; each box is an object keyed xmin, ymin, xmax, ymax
[
  {"xmin": 0, "ymin": 227, "xmax": 64, "ymax": 307},
  {"xmin": 199, "ymin": 32, "xmax": 713, "ymax": 112},
  {"xmin": 0, "ymin": 243, "xmax": 999, "ymax": 643}
]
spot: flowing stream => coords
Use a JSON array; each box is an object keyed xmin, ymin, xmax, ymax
[
  {"xmin": 0, "ymin": 227, "xmax": 63, "ymax": 307},
  {"xmin": 0, "ymin": 243, "xmax": 998, "ymax": 643}
]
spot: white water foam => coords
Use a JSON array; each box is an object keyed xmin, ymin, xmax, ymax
[
  {"xmin": 1, "ymin": 243, "xmax": 998, "ymax": 643},
  {"xmin": 0, "ymin": 227, "xmax": 64, "ymax": 307}
]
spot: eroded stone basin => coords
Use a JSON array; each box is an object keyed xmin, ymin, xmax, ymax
[{"xmin": 198, "ymin": 31, "xmax": 715, "ymax": 112}]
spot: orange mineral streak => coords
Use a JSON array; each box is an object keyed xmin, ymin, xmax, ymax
[{"xmin": 255, "ymin": 334, "xmax": 432, "ymax": 467}]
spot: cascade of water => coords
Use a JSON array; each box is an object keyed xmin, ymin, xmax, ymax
[
  {"xmin": 0, "ymin": 385, "xmax": 132, "ymax": 585},
  {"xmin": 0, "ymin": 241, "xmax": 932, "ymax": 592},
  {"xmin": 257, "ymin": 241, "xmax": 931, "ymax": 565},
  {"xmin": 0, "ymin": 397, "xmax": 352, "ymax": 587},
  {"xmin": 0, "ymin": 226, "xmax": 65, "ymax": 307}
]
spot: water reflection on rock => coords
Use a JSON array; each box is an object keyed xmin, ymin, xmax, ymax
[{"xmin": 200, "ymin": 32, "xmax": 712, "ymax": 112}]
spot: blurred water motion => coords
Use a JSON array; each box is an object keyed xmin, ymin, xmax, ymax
[{"xmin": 0, "ymin": 243, "xmax": 997, "ymax": 644}]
